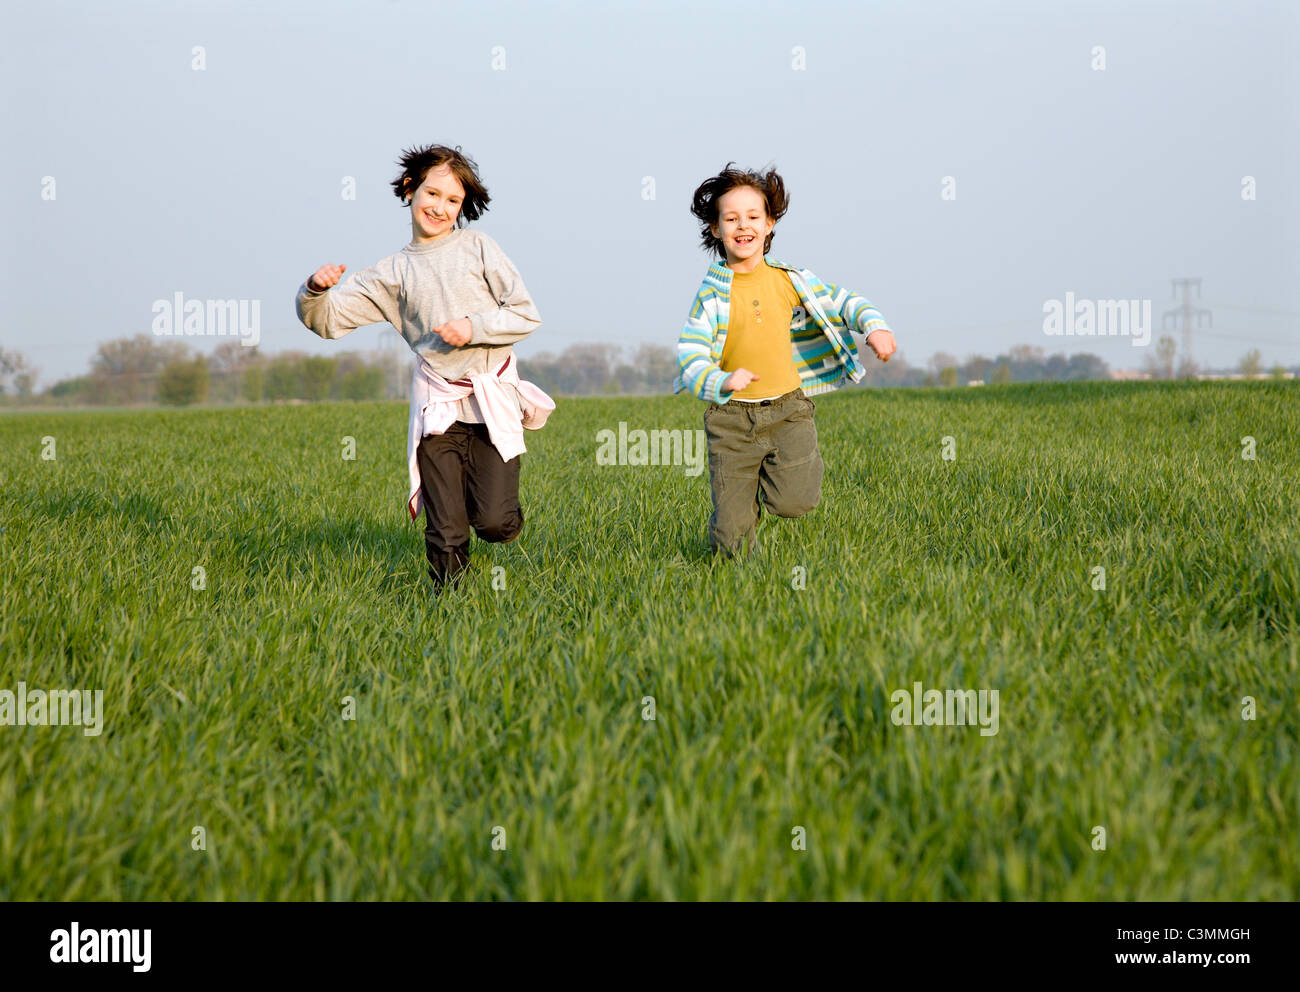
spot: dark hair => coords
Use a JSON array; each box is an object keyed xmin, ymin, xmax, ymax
[
  {"xmin": 390, "ymin": 144, "xmax": 490, "ymax": 226},
  {"xmin": 690, "ymin": 162, "xmax": 790, "ymax": 258}
]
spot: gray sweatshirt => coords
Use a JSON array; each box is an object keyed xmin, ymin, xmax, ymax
[{"xmin": 295, "ymin": 228, "xmax": 541, "ymax": 421}]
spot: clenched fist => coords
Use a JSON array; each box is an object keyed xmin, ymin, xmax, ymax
[
  {"xmin": 435, "ymin": 317, "xmax": 473, "ymax": 347},
  {"xmin": 723, "ymin": 367, "xmax": 760, "ymax": 392},
  {"xmin": 866, "ymin": 329, "xmax": 897, "ymax": 362},
  {"xmin": 307, "ymin": 264, "xmax": 346, "ymax": 291}
]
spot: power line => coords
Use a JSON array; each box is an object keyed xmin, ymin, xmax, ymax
[
  {"xmin": 1201, "ymin": 302, "xmax": 1300, "ymax": 319},
  {"xmin": 1188, "ymin": 329, "xmax": 1300, "ymax": 348},
  {"xmin": 1162, "ymin": 278, "xmax": 1212, "ymax": 372}
]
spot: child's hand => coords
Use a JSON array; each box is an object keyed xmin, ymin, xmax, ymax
[
  {"xmin": 435, "ymin": 317, "xmax": 473, "ymax": 347},
  {"xmin": 723, "ymin": 368, "xmax": 760, "ymax": 392},
  {"xmin": 866, "ymin": 329, "xmax": 897, "ymax": 362},
  {"xmin": 307, "ymin": 264, "xmax": 346, "ymax": 291}
]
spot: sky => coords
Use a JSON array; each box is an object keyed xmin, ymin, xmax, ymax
[{"xmin": 3, "ymin": 0, "xmax": 1297, "ymax": 386}]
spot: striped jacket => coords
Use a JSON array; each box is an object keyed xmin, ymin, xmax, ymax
[{"xmin": 675, "ymin": 256, "xmax": 893, "ymax": 403}]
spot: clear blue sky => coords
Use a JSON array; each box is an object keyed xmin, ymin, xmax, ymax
[{"xmin": 3, "ymin": 0, "xmax": 1297, "ymax": 385}]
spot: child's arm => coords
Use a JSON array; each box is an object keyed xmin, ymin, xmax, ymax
[
  {"xmin": 677, "ymin": 286, "xmax": 738, "ymax": 403},
  {"xmin": 822, "ymin": 280, "xmax": 896, "ymax": 360},
  {"xmin": 296, "ymin": 261, "xmax": 399, "ymax": 340},
  {"xmin": 460, "ymin": 235, "xmax": 541, "ymax": 346}
]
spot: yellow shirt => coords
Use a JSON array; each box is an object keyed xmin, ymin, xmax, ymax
[{"xmin": 719, "ymin": 258, "xmax": 803, "ymax": 400}]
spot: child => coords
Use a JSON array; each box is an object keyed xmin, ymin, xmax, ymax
[
  {"xmin": 295, "ymin": 143, "xmax": 554, "ymax": 591},
  {"xmin": 676, "ymin": 162, "xmax": 897, "ymax": 558}
]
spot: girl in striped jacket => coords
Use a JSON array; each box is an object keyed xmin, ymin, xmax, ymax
[{"xmin": 676, "ymin": 163, "xmax": 897, "ymax": 557}]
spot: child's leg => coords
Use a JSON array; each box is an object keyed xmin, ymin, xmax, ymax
[
  {"xmin": 757, "ymin": 392, "xmax": 823, "ymax": 518},
  {"xmin": 416, "ymin": 425, "xmax": 474, "ymax": 589},
  {"xmin": 703, "ymin": 402, "xmax": 766, "ymax": 557},
  {"xmin": 463, "ymin": 423, "xmax": 523, "ymax": 544}
]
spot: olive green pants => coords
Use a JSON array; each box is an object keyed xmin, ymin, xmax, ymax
[{"xmin": 704, "ymin": 388, "xmax": 824, "ymax": 557}]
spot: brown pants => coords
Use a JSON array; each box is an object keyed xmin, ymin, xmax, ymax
[
  {"xmin": 704, "ymin": 388, "xmax": 824, "ymax": 557},
  {"xmin": 416, "ymin": 421, "xmax": 523, "ymax": 589}
]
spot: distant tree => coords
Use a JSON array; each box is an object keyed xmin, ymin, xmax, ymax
[
  {"xmin": 265, "ymin": 355, "xmax": 301, "ymax": 400},
  {"xmin": 992, "ymin": 362, "xmax": 1012, "ymax": 385},
  {"xmin": 859, "ymin": 352, "xmax": 927, "ymax": 387},
  {"xmin": 301, "ymin": 356, "xmax": 337, "ymax": 401},
  {"xmin": 87, "ymin": 334, "xmax": 190, "ymax": 405},
  {"xmin": 1043, "ymin": 353, "xmax": 1068, "ymax": 380},
  {"xmin": 1239, "ymin": 349, "xmax": 1262, "ymax": 377},
  {"xmin": 1008, "ymin": 344, "xmax": 1044, "ymax": 363},
  {"xmin": 999, "ymin": 344, "xmax": 1047, "ymax": 382},
  {"xmin": 1270, "ymin": 363, "xmax": 1287, "ymax": 380},
  {"xmin": 524, "ymin": 344, "xmax": 621, "ymax": 395},
  {"xmin": 611, "ymin": 343, "xmax": 678, "ymax": 394},
  {"xmin": 333, "ymin": 352, "xmax": 365, "ymax": 381},
  {"xmin": 211, "ymin": 341, "xmax": 257, "ymax": 374},
  {"xmin": 929, "ymin": 351, "xmax": 958, "ymax": 375},
  {"xmin": 569, "ymin": 344, "xmax": 621, "ymax": 393},
  {"xmin": 633, "ymin": 343, "xmax": 678, "ymax": 392},
  {"xmin": 241, "ymin": 365, "xmax": 265, "ymax": 403},
  {"xmin": 50, "ymin": 376, "xmax": 92, "ymax": 400},
  {"xmin": 366, "ymin": 350, "xmax": 409, "ymax": 401},
  {"xmin": 337, "ymin": 365, "xmax": 384, "ymax": 400},
  {"xmin": 54, "ymin": 374, "xmax": 136, "ymax": 404},
  {"xmin": 939, "ymin": 366, "xmax": 959, "ymax": 387},
  {"xmin": 1064, "ymin": 353, "xmax": 1109, "ymax": 381},
  {"xmin": 1147, "ymin": 335, "xmax": 1177, "ymax": 380},
  {"xmin": 0, "ymin": 348, "xmax": 36, "ymax": 398},
  {"xmin": 963, "ymin": 355, "xmax": 992, "ymax": 383},
  {"xmin": 91, "ymin": 334, "xmax": 189, "ymax": 375},
  {"xmin": 158, "ymin": 356, "xmax": 209, "ymax": 406}
]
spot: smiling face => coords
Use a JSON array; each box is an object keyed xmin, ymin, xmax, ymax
[
  {"xmin": 710, "ymin": 185, "xmax": 775, "ymax": 272},
  {"xmin": 409, "ymin": 163, "xmax": 466, "ymax": 243}
]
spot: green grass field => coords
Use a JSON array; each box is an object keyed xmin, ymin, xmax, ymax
[{"xmin": 1, "ymin": 380, "xmax": 1296, "ymax": 900}]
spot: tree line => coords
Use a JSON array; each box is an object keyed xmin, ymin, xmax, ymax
[
  {"xmin": 1, "ymin": 335, "xmax": 1291, "ymax": 408},
  {"xmin": 7, "ymin": 337, "xmax": 683, "ymax": 407},
  {"xmin": 22, "ymin": 338, "xmax": 406, "ymax": 407}
]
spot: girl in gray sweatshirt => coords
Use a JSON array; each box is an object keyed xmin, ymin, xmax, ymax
[{"xmin": 295, "ymin": 143, "xmax": 552, "ymax": 591}]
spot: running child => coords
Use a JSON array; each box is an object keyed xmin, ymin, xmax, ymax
[
  {"xmin": 295, "ymin": 143, "xmax": 554, "ymax": 591},
  {"xmin": 676, "ymin": 162, "xmax": 897, "ymax": 557}
]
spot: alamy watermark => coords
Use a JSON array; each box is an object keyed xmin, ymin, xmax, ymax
[
  {"xmin": 152, "ymin": 292, "xmax": 261, "ymax": 346},
  {"xmin": 0, "ymin": 682, "xmax": 103, "ymax": 736},
  {"xmin": 890, "ymin": 681, "xmax": 999, "ymax": 736},
  {"xmin": 50, "ymin": 923, "xmax": 150, "ymax": 972},
  {"xmin": 1042, "ymin": 292, "xmax": 1151, "ymax": 346},
  {"xmin": 595, "ymin": 422, "xmax": 706, "ymax": 477}
]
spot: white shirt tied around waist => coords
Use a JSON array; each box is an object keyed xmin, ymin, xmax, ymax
[{"xmin": 406, "ymin": 353, "xmax": 556, "ymax": 520}]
